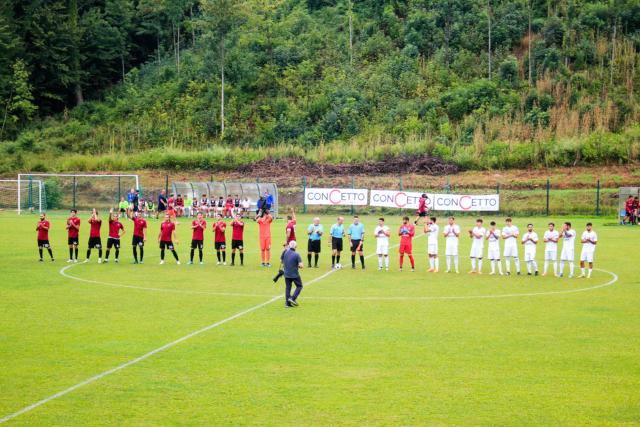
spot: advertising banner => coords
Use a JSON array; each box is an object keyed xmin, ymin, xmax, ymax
[
  {"xmin": 304, "ymin": 188, "xmax": 369, "ymax": 206},
  {"xmin": 370, "ymin": 190, "xmax": 500, "ymax": 212}
]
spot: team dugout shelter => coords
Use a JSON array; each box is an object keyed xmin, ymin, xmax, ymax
[{"xmin": 171, "ymin": 181, "xmax": 279, "ymax": 217}]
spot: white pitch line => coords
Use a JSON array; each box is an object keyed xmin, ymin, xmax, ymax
[{"xmin": 2, "ymin": 237, "xmax": 409, "ymax": 424}]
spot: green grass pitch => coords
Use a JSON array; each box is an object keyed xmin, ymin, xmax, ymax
[{"xmin": 1, "ymin": 212, "xmax": 639, "ymax": 425}]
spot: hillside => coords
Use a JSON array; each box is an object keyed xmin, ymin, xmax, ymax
[{"xmin": 1, "ymin": 0, "xmax": 640, "ymax": 173}]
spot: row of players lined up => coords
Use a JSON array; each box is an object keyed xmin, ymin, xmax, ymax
[{"xmin": 34, "ymin": 210, "xmax": 598, "ymax": 278}]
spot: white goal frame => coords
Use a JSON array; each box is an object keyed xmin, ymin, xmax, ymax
[
  {"xmin": 17, "ymin": 173, "xmax": 140, "ymax": 215},
  {"xmin": 0, "ymin": 179, "xmax": 44, "ymax": 213}
]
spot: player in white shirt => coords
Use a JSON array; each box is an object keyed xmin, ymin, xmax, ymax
[
  {"xmin": 579, "ymin": 222, "xmax": 598, "ymax": 278},
  {"xmin": 485, "ymin": 221, "xmax": 503, "ymax": 275},
  {"xmin": 424, "ymin": 217, "xmax": 439, "ymax": 272},
  {"xmin": 559, "ymin": 221, "xmax": 576, "ymax": 278},
  {"xmin": 468, "ymin": 218, "xmax": 486, "ymax": 274},
  {"xmin": 521, "ymin": 223, "xmax": 539, "ymax": 276},
  {"xmin": 374, "ymin": 217, "xmax": 391, "ymax": 271},
  {"xmin": 542, "ymin": 222, "xmax": 560, "ymax": 277},
  {"xmin": 442, "ymin": 216, "xmax": 460, "ymax": 273},
  {"xmin": 502, "ymin": 217, "xmax": 521, "ymax": 275}
]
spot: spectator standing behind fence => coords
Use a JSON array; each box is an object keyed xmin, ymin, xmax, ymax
[
  {"xmin": 157, "ymin": 190, "xmax": 167, "ymax": 219},
  {"xmin": 264, "ymin": 190, "xmax": 273, "ymax": 211}
]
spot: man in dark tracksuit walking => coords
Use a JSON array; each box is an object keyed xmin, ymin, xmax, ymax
[{"xmin": 281, "ymin": 241, "xmax": 304, "ymax": 308}]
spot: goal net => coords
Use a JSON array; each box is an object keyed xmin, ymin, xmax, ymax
[
  {"xmin": 17, "ymin": 173, "xmax": 140, "ymax": 214},
  {"xmin": 0, "ymin": 179, "xmax": 45, "ymax": 213}
]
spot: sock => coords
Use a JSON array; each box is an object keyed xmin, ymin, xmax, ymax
[
  {"xmin": 471, "ymin": 258, "xmax": 476, "ymax": 270},
  {"xmin": 454, "ymin": 255, "xmax": 459, "ymax": 272},
  {"xmin": 446, "ymin": 256, "xmax": 451, "ymax": 271},
  {"xmin": 332, "ymin": 255, "xmax": 336, "ymax": 266},
  {"xmin": 400, "ymin": 254, "xmax": 404, "ymax": 268},
  {"xmin": 360, "ymin": 255, "xmax": 365, "ymax": 268},
  {"xmin": 490, "ymin": 260, "xmax": 495, "ymax": 274},
  {"xmin": 133, "ymin": 246, "xmax": 138, "ymax": 262},
  {"xmin": 505, "ymin": 257, "xmax": 511, "ymax": 273},
  {"xmin": 544, "ymin": 260, "xmax": 549, "ymax": 274},
  {"xmin": 478, "ymin": 259, "xmax": 482, "ymax": 271},
  {"xmin": 172, "ymin": 250, "xmax": 179, "ymax": 261},
  {"xmin": 232, "ymin": 252, "xmax": 236, "ymax": 264},
  {"xmin": 497, "ymin": 260, "xmax": 503, "ymax": 274},
  {"xmin": 265, "ymin": 249, "xmax": 270, "ymax": 263},
  {"xmin": 86, "ymin": 249, "xmax": 91, "ymax": 259},
  {"xmin": 47, "ymin": 248, "xmax": 53, "ymax": 259},
  {"xmin": 515, "ymin": 257, "xmax": 521, "ymax": 273},
  {"xmin": 39, "ymin": 248, "xmax": 43, "ymax": 259},
  {"xmin": 569, "ymin": 263, "xmax": 574, "ymax": 276},
  {"xmin": 435, "ymin": 257, "xmax": 439, "ymax": 271},
  {"xmin": 139, "ymin": 246, "xmax": 144, "ymax": 262},
  {"xmin": 385, "ymin": 256, "xmax": 389, "ymax": 268},
  {"xmin": 190, "ymin": 249, "xmax": 195, "ymax": 262},
  {"xmin": 409, "ymin": 255, "xmax": 415, "ymax": 268},
  {"xmin": 222, "ymin": 251, "xmax": 226, "ymax": 262},
  {"xmin": 532, "ymin": 260, "xmax": 538, "ymax": 271},
  {"xmin": 199, "ymin": 249, "xmax": 203, "ymax": 262},
  {"xmin": 240, "ymin": 253, "xmax": 243, "ymax": 265},
  {"xmin": 588, "ymin": 268, "xmax": 592, "ymax": 278},
  {"xmin": 74, "ymin": 248, "xmax": 78, "ymax": 260},
  {"xmin": 98, "ymin": 249, "xmax": 103, "ymax": 259},
  {"xmin": 351, "ymin": 254, "xmax": 355, "ymax": 267},
  {"xmin": 559, "ymin": 260, "xmax": 565, "ymax": 274},
  {"xmin": 429, "ymin": 258, "xmax": 434, "ymax": 269},
  {"xmin": 307, "ymin": 253, "xmax": 312, "ymax": 266},
  {"xmin": 553, "ymin": 262, "xmax": 557, "ymax": 276},
  {"xmin": 217, "ymin": 251, "xmax": 221, "ymax": 262},
  {"xmin": 261, "ymin": 250, "xmax": 265, "ymax": 263},
  {"xmin": 105, "ymin": 250, "xmax": 110, "ymax": 260},
  {"xmin": 336, "ymin": 255, "xmax": 340, "ymax": 264},
  {"xmin": 315, "ymin": 253, "xmax": 319, "ymax": 267},
  {"xmin": 161, "ymin": 249, "xmax": 165, "ymax": 261},
  {"xmin": 581, "ymin": 267, "xmax": 585, "ymax": 275}
]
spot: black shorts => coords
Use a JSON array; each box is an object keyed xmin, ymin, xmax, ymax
[
  {"xmin": 119, "ymin": 208, "xmax": 126, "ymax": 213},
  {"xmin": 159, "ymin": 240, "xmax": 174, "ymax": 250},
  {"xmin": 158, "ymin": 205, "xmax": 166, "ymax": 212},
  {"xmin": 350, "ymin": 239, "xmax": 363, "ymax": 252},
  {"xmin": 417, "ymin": 211, "xmax": 427, "ymax": 217},
  {"xmin": 331, "ymin": 237, "xmax": 343, "ymax": 251},
  {"xmin": 107, "ymin": 237, "xmax": 120, "ymax": 249},
  {"xmin": 232, "ymin": 240, "xmax": 244, "ymax": 250},
  {"xmin": 215, "ymin": 242, "xmax": 226, "ymax": 250},
  {"xmin": 132, "ymin": 235, "xmax": 145, "ymax": 247},
  {"xmin": 191, "ymin": 240, "xmax": 203, "ymax": 250},
  {"xmin": 88, "ymin": 237, "xmax": 102, "ymax": 249},
  {"xmin": 68, "ymin": 237, "xmax": 79, "ymax": 246},
  {"xmin": 38, "ymin": 239, "xmax": 50, "ymax": 248},
  {"xmin": 308, "ymin": 239, "xmax": 321, "ymax": 253}
]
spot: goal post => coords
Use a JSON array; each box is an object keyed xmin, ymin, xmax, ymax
[
  {"xmin": 17, "ymin": 173, "xmax": 140, "ymax": 214},
  {"xmin": 0, "ymin": 179, "xmax": 44, "ymax": 213}
]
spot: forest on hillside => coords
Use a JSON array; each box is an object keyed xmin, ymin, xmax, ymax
[{"xmin": 1, "ymin": 0, "xmax": 639, "ymax": 172}]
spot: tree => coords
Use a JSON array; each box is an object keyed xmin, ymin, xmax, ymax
[
  {"xmin": 3, "ymin": 59, "xmax": 37, "ymax": 136},
  {"xmin": 201, "ymin": 0, "xmax": 246, "ymax": 137}
]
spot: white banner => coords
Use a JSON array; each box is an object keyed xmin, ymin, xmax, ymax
[
  {"xmin": 370, "ymin": 190, "xmax": 500, "ymax": 212},
  {"xmin": 304, "ymin": 188, "xmax": 369, "ymax": 206}
]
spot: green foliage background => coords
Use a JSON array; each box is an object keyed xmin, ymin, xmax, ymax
[{"xmin": 1, "ymin": 0, "xmax": 639, "ymax": 171}]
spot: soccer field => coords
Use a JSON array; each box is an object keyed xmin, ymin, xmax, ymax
[{"xmin": 1, "ymin": 212, "xmax": 639, "ymax": 425}]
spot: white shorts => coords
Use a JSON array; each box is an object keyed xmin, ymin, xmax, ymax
[
  {"xmin": 377, "ymin": 242, "xmax": 389, "ymax": 255},
  {"xmin": 488, "ymin": 248, "xmax": 500, "ymax": 260},
  {"xmin": 427, "ymin": 243, "xmax": 438, "ymax": 256},
  {"xmin": 445, "ymin": 243, "xmax": 459, "ymax": 256},
  {"xmin": 470, "ymin": 245, "xmax": 484, "ymax": 258},
  {"xmin": 545, "ymin": 250, "xmax": 557, "ymax": 261},
  {"xmin": 524, "ymin": 248, "xmax": 537, "ymax": 262},
  {"xmin": 580, "ymin": 249, "xmax": 595, "ymax": 263},
  {"xmin": 504, "ymin": 244, "xmax": 518, "ymax": 258},
  {"xmin": 560, "ymin": 249, "xmax": 574, "ymax": 262}
]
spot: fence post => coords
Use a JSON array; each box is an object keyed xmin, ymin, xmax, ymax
[
  {"xmin": 302, "ymin": 176, "xmax": 307, "ymax": 214},
  {"xmin": 496, "ymin": 182, "xmax": 500, "ymax": 194},
  {"xmin": 546, "ymin": 178, "xmax": 550, "ymax": 216},
  {"xmin": 118, "ymin": 176, "xmax": 121, "ymax": 204},
  {"xmin": 399, "ymin": 175, "xmax": 404, "ymax": 191},
  {"xmin": 165, "ymin": 175, "xmax": 169, "ymax": 197},
  {"xmin": 351, "ymin": 176, "xmax": 355, "ymax": 216},
  {"xmin": 596, "ymin": 179, "xmax": 601, "ymax": 216},
  {"xmin": 73, "ymin": 176, "xmax": 77, "ymax": 210}
]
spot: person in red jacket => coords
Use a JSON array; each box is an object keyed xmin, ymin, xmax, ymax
[
  {"xmin": 213, "ymin": 214, "xmax": 227, "ymax": 265},
  {"xmin": 398, "ymin": 216, "xmax": 416, "ymax": 272},
  {"xmin": 36, "ymin": 213, "xmax": 54, "ymax": 262}
]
